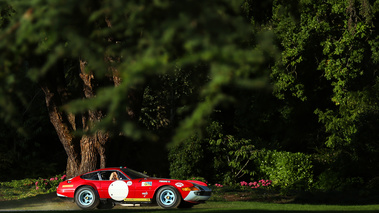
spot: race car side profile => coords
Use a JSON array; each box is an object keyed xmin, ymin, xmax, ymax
[{"xmin": 56, "ymin": 167, "xmax": 211, "ymax": 210}]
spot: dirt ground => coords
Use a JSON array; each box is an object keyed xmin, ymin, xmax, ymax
[
  {"xmin": 0, "ymin": 193, "xmax": 81, "ymax": 211},
  {"xmin": 0, "ymin": 193, "xmax": 160, "ymax": 211}
]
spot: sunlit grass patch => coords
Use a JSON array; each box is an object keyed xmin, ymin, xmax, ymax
[
  {"xmin": 0, "ymin": 175, "xmax": 65, "ymax": 201},
  {"xmin": 0, "ymin": 178, "xmax": 41, "ymax": 201}
]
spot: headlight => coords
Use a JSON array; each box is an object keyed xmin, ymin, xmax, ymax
[{"xmin": 181, "ymin": 186, "xmax": 199, "ymax": 191}]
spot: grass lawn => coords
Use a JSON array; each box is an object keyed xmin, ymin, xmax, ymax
[
  {"xmin": 204, "ymin": 201, "xmax": 379, "ymax": 212},
  {"xmin": 0, "ymin": 178, "xmax": 42, "ymax": 201},
  {"xmin": 1, "ymin": 197, "xmax": 379, "ymax": 212},
  {"xmin": 1, "ymin": 179, "xmax": 379, "ymax": 212}
]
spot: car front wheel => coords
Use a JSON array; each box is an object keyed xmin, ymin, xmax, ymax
[
  {"xmin": 156, "ymin": 186, "xmax": 181, "ymax": 208},
  {"xmin": 74, "ymin": 186, "xmax": 100, "ymax": 210}
]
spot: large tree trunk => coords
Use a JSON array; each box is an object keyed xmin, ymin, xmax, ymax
[
  {"xmin": 39, "ymin": 12, "xmax": 145, "ymax": 177},
  {"xmin": 40, "ymin": 60, "xmax": 109, "ymax": 178}
]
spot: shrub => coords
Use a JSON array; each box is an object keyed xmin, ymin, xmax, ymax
[
  {"xmin": 169, "ymin": 122, "xmax": 314, "ymax": 191},
  {"xmin": 35, "ymin": 174, "xmax": 66, "ymax": 193},
  {"xmin": 313, "ymin": 149, "xmax": 372, "ymax": 192},
  {"xmin": 169, "ymin": 121, "xmax": 255, "ymax": 184},
  {"xmin": 169, "ymin": 134, "xmax": 206, "ymax": 180},
  {"xmin": 1, "ymin": 178, "xmax": 35, "ymax": 188},
  {"xmin": 209, "ymin": 134, "xmax": 255, "ymax": 184},
  {"xmin": 253, "ymin": 149, "xmax": 313, "ymax": 190},
  {"xmin": 315, "ymin": 169, "xmax": 365, "ymax": 192},
  {"xmin": 240, "ymin": 179, "xmax": 272, "ymax": 189}
]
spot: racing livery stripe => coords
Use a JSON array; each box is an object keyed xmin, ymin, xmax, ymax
[{"xmin": 123, "ymin": 198, "xmax": 151, "ymax": 202}]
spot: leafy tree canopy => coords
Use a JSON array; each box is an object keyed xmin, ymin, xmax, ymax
[
  {"xmin": 272, "ymin": 0, "xmax": 379, "ymax": 149},
  {"xmin": 0, "ymin": 0, "xmax": 276, "ymax": 149}
]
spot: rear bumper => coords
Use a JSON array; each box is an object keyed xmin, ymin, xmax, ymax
[
  {"xmin": 57, "ymin": 193, "xmax": 68, "ymax": 198},
  {"xmin": 56, "ymin": 186, "xmax": 75, "ymax": 198}
]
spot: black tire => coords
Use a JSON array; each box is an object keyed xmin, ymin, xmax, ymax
[
  {"xmin": 156, "ymin": 186, "xmax": 181, "ymax": 209},
  {"xmin": 74, "ymin": 186, "xmax": 100, "ymax": 210}
]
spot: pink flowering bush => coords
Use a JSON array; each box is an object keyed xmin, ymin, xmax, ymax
[
  {"xmin": 215, "ymin": 183, "xmax": 224, "ymax": 187},
  {"xmin": 240, "ymin": 179, "xmax": 272, "ymax": 189},
  {"xmin": 240, "ymin": 181, "xmax": 248, "ymax": 186},
  {"xmin": 35, "ymin": 174, "xmax": 66, "ymax": 193}
]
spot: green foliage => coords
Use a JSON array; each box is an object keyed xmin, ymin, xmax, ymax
[
  {"xmin": 169, "ymin": 121, "xmax": 256, "ymax": 184},
  {"xmin": 0, "ymin": 174, "xmax": 65, "ymax": 201},
  {"xmin": 168, "ymin": 133, "xmax": 205, "ymax": 180},
  {"xmin": 272, "ymin": 0, "xmax": 379, "ymax": 149},
  {"xmin": 35, "ymin": 174, "xmax": 66, "ymax": 193},
  {"xmin": 0, "ymin": 2, "xmax": 14, "ymax": 29},
  {"xmin": 0, "ymin": 0, "xmax": 274, "ymax": 144},
  {"xmin": 2, "ymin": 0, "xmax": 379, "ymax": 193},
  {"xmin": 140, "ymin": 66, "xmax": 204, "ymax": 131},
  {"xmin": 1, "ymin": 178, "xmax": 35, "ymax": 189},
  {"xmin": 208, "ymin": 131, "xmax": 256, "ymax": 184},
  {"xmin": 313, "ymin": 123, "xmax": 379, "ymax": 192},
  {"xmin": 0, "ymin": 0, "xmax": 277, "ymax": 180},
  {"xmin": 315, "ymin": 169, "xmax": 364, "ymax": 192},
  {"xmin": 253, "ymin": 149, "xmax": 314, "ymax": 190},
  {"xmin": 0, "ymin": 178, "xmax": 39, "ymax": 201},
  {"xmin": 268, "ymin": 0, "xmax": 379, "ymax": 191}
]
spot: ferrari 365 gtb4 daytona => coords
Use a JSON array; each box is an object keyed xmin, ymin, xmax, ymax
[{"xmin": 56, "ymin": 167, "xmax": 212, "ymax": 209}]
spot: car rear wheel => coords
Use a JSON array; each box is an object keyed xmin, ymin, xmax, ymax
[
  {"xmin": 156, "ymin": 186, "xmax": 181, "ymax": 208},
  {"xmin": 74, "ymin": 186, "xmax": 100, "ymax": 210}
]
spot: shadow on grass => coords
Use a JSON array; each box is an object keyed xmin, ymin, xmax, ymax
[
  {"xmin": 212, "ymin": 188, "xmax": 379, "ymax": 206},
  {"xmin": 2, "ymin": 209, "xmax": 379, "ymax": 213},
  {"xmin": 0, "ymin": 193, "xmax": 80, "ymax": 211},
  {"xmin": 291, "ymin": 190, "xmax": 379, "ymax": 206},
  {"xmin": 1, "ymin": 192, "xmax": 379, "ymax": 212}
]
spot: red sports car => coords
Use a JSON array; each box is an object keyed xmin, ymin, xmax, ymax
[{"xmin": 56, "ymin": 167, "xmax": 211, "ymax": 210}]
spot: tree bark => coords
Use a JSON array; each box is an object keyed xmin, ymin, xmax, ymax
[
  {"xmin": 40, "ymin": 60, "xmax": 109, "ymax": 178},
  {"xmin": 39, "ymin": 12, "xmax": 145, "ymax": 177},
  {"xmin": 79, "ymin": 59, "xmax": 109, "ymax": 172}
]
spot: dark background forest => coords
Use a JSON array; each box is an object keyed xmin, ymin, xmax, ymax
[{"xmin": 1, "ymin": 0, "xmax": 379, "ymax": 193}]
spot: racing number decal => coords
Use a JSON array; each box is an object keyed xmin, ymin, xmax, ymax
[
  {"xmin": 175, "ymin": 182, "xmax": 184, "ymax": 187},
  {"xmin": 108, "ymin": 180, "xmax": 129, "ymax": 201}
]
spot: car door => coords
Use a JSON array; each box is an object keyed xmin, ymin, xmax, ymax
[
  {"xmin": 132, "ymin": 179, "xmax": 155, "ymax": 201},
  {"xmin": 98, "ymin": 170, "xmax": 134, "ymax": 200}
]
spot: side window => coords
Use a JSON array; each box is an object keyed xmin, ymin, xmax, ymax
[
  {"xmin": 117, "ymin": 171, "xmax": 128, "ymax": 180},
  {"xmin": 81, "ymin": 172, "xmax": 99, "ymax": 180},
  {"xmin": 99, "ymin": 171, "xmax": 129, "ymax": 180}
]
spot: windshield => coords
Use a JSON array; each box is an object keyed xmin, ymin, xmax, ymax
[{"xmin": 121, "ymin": 168, "xmax": 149, "ymax": 179}]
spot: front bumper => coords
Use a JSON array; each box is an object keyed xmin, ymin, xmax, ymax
[{"xmin": 183, "ymin": 185, "xmax": 211, "ymax": 202}]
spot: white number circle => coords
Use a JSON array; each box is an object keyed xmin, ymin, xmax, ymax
[{"xmin": 108, "ymin": 180, "xmax": 129, "ymax": 201}]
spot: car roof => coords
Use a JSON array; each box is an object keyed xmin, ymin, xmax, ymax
[{"xmin": 82, "ymin": 167, "xmax": 125, "ymax": 174}]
